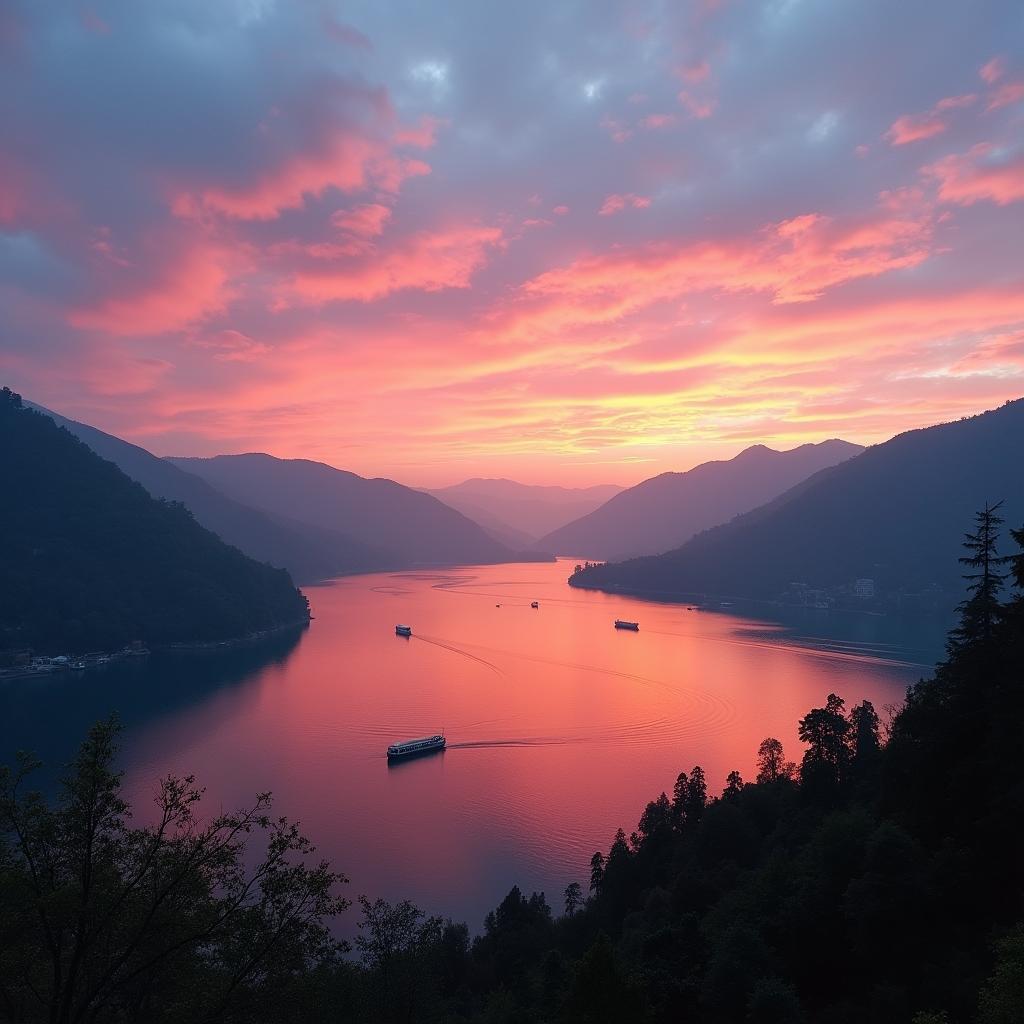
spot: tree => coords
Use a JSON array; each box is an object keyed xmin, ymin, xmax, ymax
[
  {"xmin": 850, "ymin": 700, "xmax": 881, "ymax": 765},
  {"xmin": 0, "ymin": 719, "xmax": 348, "ymax": 1024},
  {"xmin": 589, "ymin": 852, "xmax": 605, "ymax": 895},
  {"xmin": 723, "ymin": 771, "xmax": 744, "ymax": 800},
  {"xmin": 563, "ymin": 882, "xmax": 583, "ymax": 917},
  {"xmin": 636, "ymin": 792, "xmax": 673, "ymax": 845},
  {"xmin": 798, "ymin": 693, "xmax": 851, "ymax": 793},
  {"xmin": 671, "ymin": 771, "xmax": 689, "ymax": 827},
  {"xmin": 685, "ymin": 766, "xmax": 708, "ymax": 825},
  {"xmin": 755, "ymin": 738, "xmax": 788, "ymax": 783},
  {"xmin": 355, "ymin": 895, "xmax": 445, "ymax": 1022},
  {"xmin": 948, "ymin": 500, "xmax": 1011, "ymax": 653}
]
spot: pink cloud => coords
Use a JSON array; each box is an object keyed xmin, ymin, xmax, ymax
[
  {"xmin": 925, "ymin": 143, "xmax": 1024, "ymax": 206},
  {"xmin": 497, "ymin": 196, "xmax": 936, "ymax": 341},
  {"xmin": 69, "ymin": 240, "xmax": 234, "ymax": 335},
  {"xmin": 331, "ymin": 202, "xmax": 392, "ymax": 238},
  {"xmin": 599, "ymin": 193, "xmax": 652, "ymax": 216},
  {"xmin": 677, "ymin": 91, "xmax": 715, "ymax": 119},
  {"xmin": 278, "ymin": 223, "xmax": 504, "ymax": 305},
  {"xmin": 640, "ymin": 113, "xmax": 677, "ymax": 130},
  {"xmin": 885, "ymin": 93, "xmax": 977, "ymax": 146},
  {"xmin": 980, "ymin": 56, "xmax": 1006, "ymax": 84},
  {"xmin": 885, "ymin": 114, "xmax": 947, "ymax": 146},
  {"xmin": 987, "ymin": 80, "xmax": 1024, "ymax": 111},
  {"xmin": 552, "ymin": 205, "xmax": 569, "ymax": 216},
  {"xmin": 678, "ymin": 61, "xmax": 710, "ymax": 83}
]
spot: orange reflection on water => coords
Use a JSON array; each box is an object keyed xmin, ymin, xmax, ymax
[{"xmin": 117, "ymin": 559, "xmax": 931, "ymax": 930}]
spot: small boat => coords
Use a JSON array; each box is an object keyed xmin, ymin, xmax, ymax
[
  {"xmin": 387, "ymin": 734, "xmax": 446, "ymax": 761},
  {"xmin": 71, "ymin": 661, "xmax": 86, "ymax": 670},
  {"xmin": 395, "ymin": 624, "xmax": 412, "ymax": 637},
  {"xmin": 614, "ymin": 619, "xmax": 640, "ymax": 631},
  {"xmin": 531, "ymin": 601, "xmax": 539, "ymax": 609}
]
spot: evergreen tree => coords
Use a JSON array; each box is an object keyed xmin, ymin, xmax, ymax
[
  {"xmin": 948, "ymin": 500, "xmax": 1011, "ymax": 653},
  {"xmin": 589, "ymin": 852, "xmax": 605, "ymax": 894},
  {"xmin": 563, "ymin": 882, "xmax": 583, "ymax": 917},
  {"xmin": 685, "ymin": 766, "xmax": 708, "ymax": 825}
]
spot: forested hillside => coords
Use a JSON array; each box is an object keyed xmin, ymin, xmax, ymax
[{"xmin": 0, "ymin": 388, "xmax": 309, "ymax": 654}]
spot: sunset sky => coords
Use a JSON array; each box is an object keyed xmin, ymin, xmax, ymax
[{"xmin": 2, "ymin": 1, "xmax": 1023, "ymax": 485}]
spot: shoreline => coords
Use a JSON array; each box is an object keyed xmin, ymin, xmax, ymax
[{"xmin": 0, "ymin": 616, "xmax": 310, "ymax": 681}]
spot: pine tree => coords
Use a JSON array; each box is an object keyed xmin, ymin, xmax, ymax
[{"xmin": 948, "ymin": 501, "xmax": 1011, "ymax": 654}]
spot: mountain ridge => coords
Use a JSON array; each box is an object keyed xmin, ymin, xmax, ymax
[
  {"xmin": 570, "ymin": 399, "xmax": 1024, "ymax": 607},
  {"xmin": 538, "ymin": 438, "xmax": 864, "ymax": 560}
]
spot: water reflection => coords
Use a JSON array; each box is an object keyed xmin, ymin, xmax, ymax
[{"xmin": 1, "ymin": 561, "xmax": 941, "ymax": 932}]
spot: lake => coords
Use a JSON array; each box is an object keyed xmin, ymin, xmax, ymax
[{"xmin": 0, "ymin": 558, "xmax": 944, "ymax": 932}]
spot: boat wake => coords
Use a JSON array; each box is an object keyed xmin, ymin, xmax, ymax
[{"xmin": 414, "ymin": 635, "xmax": 504, "ymax": 676}]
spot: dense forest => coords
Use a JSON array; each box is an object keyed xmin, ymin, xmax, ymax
[
  {"xmin": 570, "ymin": 399, "xmax": 1024, "ymax": 610},
  {"xmin": 0, "ymin": 387, "xmax": 310, "ymax": 655},
  {"xmin": 2, "ymin": 502, "xmax": 1023, "ymax": 1022}
]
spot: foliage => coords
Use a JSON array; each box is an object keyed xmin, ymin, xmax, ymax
[
  {"xmin": 0, "ymin": 388, "xmax": 309, "ymax": 654},
  {"xmin": 0, "ymin": 719, "xmax": 348, "ymax": 1023}
]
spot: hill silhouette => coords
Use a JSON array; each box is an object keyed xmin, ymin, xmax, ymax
[
  {"xmin": 32, "ymin": 405, "xmax": 384, "ymax": 582},
  {"xmin": 540, "ymin": 440, "xmax": 862, "ymax": 559},
  {"xmin": 0, "ymin": 387, "xmax": 309, "ymax": 654},
  {"xmin": 170, "ymin": 454, "xmax": 546, "ymax": 567},
  {"xmin": 571, "ymin": 399, "xmax": 1024, "ymax": 606}
]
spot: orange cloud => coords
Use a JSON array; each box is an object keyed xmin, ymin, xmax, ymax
[{"xmin": 925, "ymin": 144, "xmax": 1024, "ymax": 206}]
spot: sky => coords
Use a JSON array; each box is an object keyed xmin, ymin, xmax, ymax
[{"xmin": 2, "ymin": 1, "xmax": 1023, "ymax": 487}]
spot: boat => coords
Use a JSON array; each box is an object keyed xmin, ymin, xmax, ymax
[
  {"xmin": 614, "ymin": 619, "xmax": 640, "ymax": 631},
  {"xmin": 387, "ymin": 734, "xmax": 446, "ymax": 760},
  {"xmin": 531, "ymin": 601, "xmax": 539, "ymax": 609},
  {"xmin": 395, "ymin": 624, "xmax": 412, "ymax": 637}
]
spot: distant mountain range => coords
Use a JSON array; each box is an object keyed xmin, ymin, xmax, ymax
[
  {"xmin": 538, "ymin": 440, "xmax": 863, "ymax": 560},
  {"xmin": 422, "ymin": 478, "xmax": 623, "ymax": 546},
  {"xmin": 2, "ymin": 388, "xmax": 309, "ymax": 655},
  {"xmin": 571, "ymin": 399, "xmax": 1024, "ymax": 608},
  {"xmin": 32, "ymin": 405, "xmax": 385, "ymax": 581},
  {"xmin": 169, "ymin": 455, "xmax": 547, "ymax": 569}
]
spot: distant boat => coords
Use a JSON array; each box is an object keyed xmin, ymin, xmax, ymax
[
  {"xmin": 531, "ymin": 601, "xmax": 539, "ymax": 609},
  {"xmin": 71, "ymin": 661, "xmax": 86, "ymax": 670},
  {"xmin": 387, "ymin": 734, "xmax": 446, "ymax": 761},
  {"xmin": 395, "ymin": 624, "xmax": 412, "ymax": 637},
  {"xmin": 614, "ymin": 619, "xmax": 639, "ymax": 631}
]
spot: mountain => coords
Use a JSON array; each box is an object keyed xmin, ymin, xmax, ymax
[
  {"xmin": 0, "ymin": 387, "xmax": 309, "ymax": 655},
  {"xmin": 423, "ymin": 479, "xmax": 624, "ymax": 543},
  {"xmin": 571, "ymin": 399, "xmax": 1024, "ymax": 606},
  {"xmin": 30, "ymin": 405, "xmax": 384, "ymax": 582},
  {"xmin": 538, "ymin": 440, "xmax": 863, "ymax": 559},
  {"xmin": 168, "ymin": 455, "xmax": 544, "ymax": 567}
]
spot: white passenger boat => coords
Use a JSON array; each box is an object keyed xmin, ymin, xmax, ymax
[
  {"xmin": 614, "ymin": 619, "xmax": 640, "ymax": 631},
  {"xmin": 395, "ymin": 624, "xmax": 412, "ymax": 637},
  {"xmin": 386, "ymin": 734, "xmax": 446, "ymax": 760}
]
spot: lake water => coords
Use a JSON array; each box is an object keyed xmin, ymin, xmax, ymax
[{"xmin": 0, "ymin": 559, "xmax": 944, "ymax": 932}]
